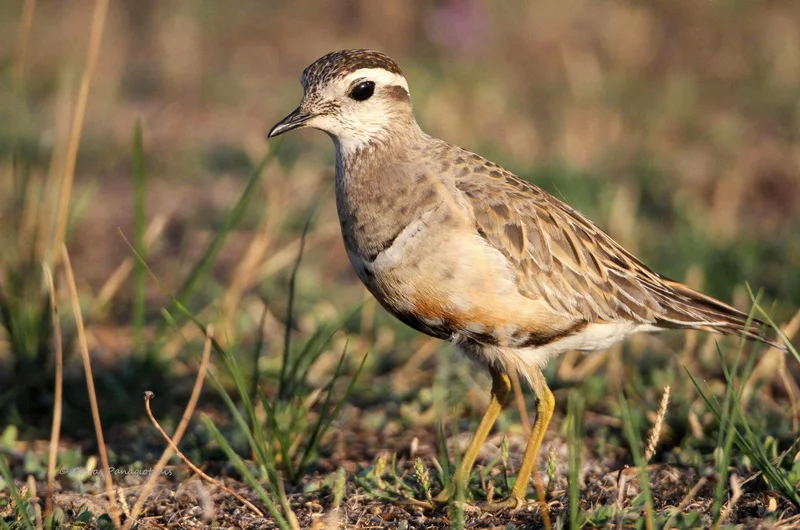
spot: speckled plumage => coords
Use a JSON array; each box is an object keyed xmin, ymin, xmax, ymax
[
  {"xmin": 301, "ymin": 49, "xmax": 403, "ymax": 89},
  {"xmin": 269, "ymin": 49, "xmax": 785, "ymax": 511},
  {"xmin": 331, "ymin": 126, "xmax": 780, "ymax": 357}
]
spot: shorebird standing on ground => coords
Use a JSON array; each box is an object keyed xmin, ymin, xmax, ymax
[{"xmin": 268, "ymin": 49, "xmax": 785, "ymax": 514}]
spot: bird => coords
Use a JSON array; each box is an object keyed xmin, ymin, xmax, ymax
[{"xmin": 268, "ymin": 49, "xmax": 786, "ymax": 512}]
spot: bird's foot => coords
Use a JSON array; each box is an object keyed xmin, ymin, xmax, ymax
[
  {"xmin": 401, "ymin": 492, "xmax": 528, "ymax": 514},
  {"xmin": 398, "ymin": 487, "xmax": 454, "ymax": 511},
  {"xmin": 479, "ymin": 495, "xmax": 526, "ymax": 512},
  {"xmin": 397, "ymin": 497, "xmax": 437, "ymax": 510}
]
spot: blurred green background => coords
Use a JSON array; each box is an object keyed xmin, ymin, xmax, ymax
[{"xmin": 3, "ymin": 0, "xmax": 799, "ymax": 314}]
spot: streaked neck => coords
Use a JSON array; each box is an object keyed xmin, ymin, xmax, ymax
[{"xmin": 333, "ymin": 120, "xmax": 425, "ymax": 168}]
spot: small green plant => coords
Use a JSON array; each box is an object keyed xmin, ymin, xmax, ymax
[
  {"xmin": 566, "ymin": 391, "xmax": 584, "ymax": 530},
  {"xmin": 123, "ymin": 129, "xmax": 363, "ymax": 526},
  {"xmin": 132, "ymin": 236, "xmax": 365, "ymax": 526},
  {"xmin": 332, "ymin": 467, "xmax": 346, "ymax": 510},
  {"xmin": 0, "ymin": 452, "xmax": 34, "ymax": 528},
  {"xmin": 687, "ymin": 299, "xmax": 800, "ymax": 510},
  {"xmin": 355, "ymin": 452, "xmax": 425, "ymax": 502},
  {"xmin": 414, "ymin": 457, "xmax": 433, "ymax": 504},
  {"xmin": 546, "ymin": 446, "xmax": 557, "ymax": 496},
  {"xmin": 0, "ymin": 158, "xmax": 56, "ymax": 417},
  {"xmin": 501, "ymin": 435, "xmax": 511, "ymax": 492},
  {"xmin": 618, "ymin": 390, "xmax": 655, "ymax": 530}
]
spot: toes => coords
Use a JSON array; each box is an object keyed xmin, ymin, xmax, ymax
[
  {"xmin": 398, "ymin": 497, "xmax": 435, "ymax": 510},
  {"xmin": 432, "ymin": 489, "xmax": 451, "ymax": 504},
  {"xmin": 479, "ymin": 496, "xmax": 524, "ymax": 512}
]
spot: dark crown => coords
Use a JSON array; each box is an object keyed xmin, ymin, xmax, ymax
[{"xmin": 302, "ymin": 49, "xmax": 404, "ymax": 88}]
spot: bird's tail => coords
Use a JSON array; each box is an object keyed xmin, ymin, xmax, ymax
[{"xmin": 653, "ymin": 280, "xmax": 788, "ymax": 351}]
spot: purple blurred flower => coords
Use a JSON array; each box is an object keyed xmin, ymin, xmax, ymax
[{"xmin": 425, "ymin": 0, "xmax": 489, "ymax": 55}]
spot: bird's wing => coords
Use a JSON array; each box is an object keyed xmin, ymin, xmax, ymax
[
  {"xmin": 453, "ymin": 155, "xmax": 780, "ymax": 348},
  {"xmin": 456, "ymin": 168, "xmax": 663, "ymax": 323}
]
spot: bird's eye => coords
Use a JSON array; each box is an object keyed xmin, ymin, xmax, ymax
[{"xmin": 349, "ymin": 81, "xmax": 375, "ymax": 101}]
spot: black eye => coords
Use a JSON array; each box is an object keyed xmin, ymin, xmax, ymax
[{"xmin": 349, "ymin": 81, "xmax": 375, "ymax": 101}]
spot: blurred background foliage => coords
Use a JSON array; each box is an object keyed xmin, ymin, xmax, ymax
[{"xmin": 3, "ymin": 0, "xmax": 799, "ymax": 309}]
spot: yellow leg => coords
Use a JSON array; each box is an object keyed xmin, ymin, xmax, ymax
[
  {"xmin": 509, "ymin": 375, "xmax": 554, "ymax": 502},
  {"xmin": 434, "ymin": 367, "xmax": 511, "ymax": 502},
  {"xmin": 482, "ymin": 366, "xmax": 553, "ymax": 530}
]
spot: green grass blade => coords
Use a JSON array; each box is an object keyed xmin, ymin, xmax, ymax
[
  {"xmin": 279, "ymin": 214, "xmax": 313, "ymax": 400},
  {"xmin": 618, "ymin": 390, "xmax": 654, "ymax": 530},
  {"xmin": 298, "ymin": 348, "xmax": 369, "ymax": 474},
  {"xmin": 142, "ymin": 144, "xmax": 280, "ymax": 349},
  {"xmin": 295, "ymin": 341, "xmax": 350, "ymax": 475},
  {"xmin": 263, "ymin": 398, "xmax": 297, "ymax": 483},
  {"xmin": 176, "ymin": 147, "xmax": 276, "ymax": 302},
  {"xmin": 436, "ymin": 418, "xmax": 452, "ymax": 489},
  {"xmin": 250, "ymin": 302, "xmax": 269, "ymax": 405},
  {"xmin": 205, "ymin": 367, "xmax": 274, "ymax": 481},
  {"xmin": 746, "ymin": 284, "xmax": 800, "ymax": 364},
  {"xmin": 687, "ymin": 344, "xmax": 800, "ymax": 507},
  {"xmin": 211, "ymin": 341, "xmax": 275, "ymax": 478},
  {"xmin": 281, "ymin": 324, "xmax": 327, "ymax": 400},
  {"xmin": 286, "ymin": 304, "xmax": 363, "ymax": 399},
  {"xmin": 0, "ymin": 453, "xmax": 34, "ymax": 528},
  {"xmin": 201, "ymin": 415, "xmax": 291, "ymax": 530},
  {"xmin": 567, "ymin": 391, "xmax": 584, "ymax": 530},
  {"xmin": 255, "ymin": 393, "xmax": 280, "ymax": 467}
]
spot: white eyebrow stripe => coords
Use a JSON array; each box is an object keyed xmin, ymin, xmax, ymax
[{"xmin": 343, "ymin": 68, "xmax": 410, "ymax": 93}]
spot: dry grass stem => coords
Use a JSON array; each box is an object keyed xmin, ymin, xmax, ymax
[
  {"xmin": 776, "ymin": 514, "xmax": 800, "ymax": 530},
  {"xmin": 397, "ymin": 338, "xmax": 440, "ymax": 379},
  {"xmin": 676, "ymin": 476, "xmax": 707, "ymax": 512},
  {"xmin": 532, "ymin": 466, "xmax": 552, "ymax": 530},
  {"xmin": 117, "ymin": 488, "xmax": 130, "ymax": 520},
  {"xmin": 94, "ymin": 215, "xmax": 167, "ymax": 312},
  {"xmin": 220, "ymin": 215, "xmax": 274, "ymax": 344},
  {"xmin": 749, "ymin": 309, "xmax": 800, "ymax": 427},
  {"xmin": 360, "ymin": 293, "xmax": 376, "ymax": 338},
  {"xmin": 61, "ymin": 245, "xmax": 121, "ymax": 527},
  {"xmin": 715, "ymin": 473, "xmax": 743, "ymax": 528},
  {"xmin": 276, "ymin": 475, "xmax": 301, "ymax": 530},
  {"xmin": 645, "ymin": 385, "xmax": 670, "ymax": 463},
  {"xmin": 260, "ymin": 225, "xmax": 339, "ymax": 280},
  {"xmin": 26, "ymin": 476, "xmax": 41, "ymax": 530},
  {"xmin": 42, "ymin": 71, "xmax": 76, "ymax": 255},
  {"xmin": 662, "ymin": 476, "xmax": 708, "ymax": 529},
  {"xmin": 42, "ymin": 264, "xmax": 63, "ymax": 517},
  {"xmin": 142, "ymin": 391, "xmax": 264, "ymax": 518},
  {"xmin": 614, "ymin": 468, "xmax": 629, "ymax": 529},
  {"xmin": 557, "ymin": 350, "xmax": 579, "ymax": 380},
  {"xmin": 123, "ymin": 325, "xmax": 216, "ymax": 529},
  {"xmin": 50, "ymin": 0, "xmax": 109, "ymax": 263},
  {"xmin": 13, "ymin": 0, "xmax": 36, "ymax": 83},
  {"xmin": 510, "ymin": 370, "xmax": 531, "ymax": 433},
  {"xmin": 572, "ymin": 349, "xmax": 610, "ymax": 381}
]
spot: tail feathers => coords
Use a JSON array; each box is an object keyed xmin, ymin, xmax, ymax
[{"xmin": 654, "ymin": 280, "xmax": 788, "ymax": 352}]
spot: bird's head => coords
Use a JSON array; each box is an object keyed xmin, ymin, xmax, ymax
[{"xmin": 268, "ymin": 49, "xmax": 416, "ymax": 153}]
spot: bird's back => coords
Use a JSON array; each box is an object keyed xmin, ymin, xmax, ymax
[{"xmin": 337, "ymin": 136, "xmax": 784, "ymax": 354}]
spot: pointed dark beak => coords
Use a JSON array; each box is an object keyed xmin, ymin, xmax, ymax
[{"xmin": 268, "ymin": 107, "xmax": 316, "ymax": 138}]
